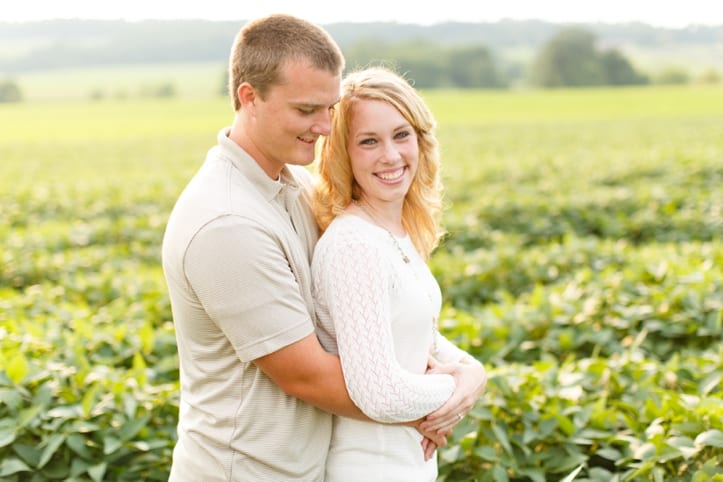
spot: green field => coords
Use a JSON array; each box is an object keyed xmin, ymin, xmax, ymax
[
  {"xmin": 1, "ymin": 85, "xmax": 721, "ymax": 481},
  {"xmin": 11, "ymin": 62, "xmax": 227, "ymax": 102}
]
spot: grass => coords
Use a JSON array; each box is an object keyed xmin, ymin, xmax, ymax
[{"xmin": 1, "ymin": 84, "xmax": 721, "ymax": 481}]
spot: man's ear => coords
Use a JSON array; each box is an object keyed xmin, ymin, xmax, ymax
[{"xmin": 237, "ymin": 82, "xmax": 256, "ymax": 111}]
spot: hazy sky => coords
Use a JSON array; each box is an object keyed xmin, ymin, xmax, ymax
[{"xmin": 5, "ymin": 0, "xmax": 723, "ymax": 28}]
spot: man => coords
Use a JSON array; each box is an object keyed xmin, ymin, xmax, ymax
[{"xmin": 162, "ymin": 13, "xmax": 484, "ymax": 481}]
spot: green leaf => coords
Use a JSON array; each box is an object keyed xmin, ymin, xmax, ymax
[
  {"xmin": 46, "ymin": 405, "xmax": 83, "ymax": 418},
  {"xmin": 123, "ymin": 392, "xmax": 139, "ymax": 419},
  {"xmin": 12, "ymin": 443, "xmax": 41, "ymax": 467},
  {"xmin": 595, "ymin": 447, "xmax": 622, "ymax": 461},
  {"xmin": 139, "ymin": 321, "xmax": 156, "ymax": 354},
  {"xmin": 66, "ymin": 433, "xmax": 94, "ymax": 459},
  {"xmin": 17, "ymin": 404, "xmax": 43, "ymax": 429},
  {"xmin": 555, "ymin": 414, "xmax": 575, "ymax": 436},
  {"xmin": 517, "ymin": 466, "xmax": 545, "ymax": 482},
  {"xmin": 0, "ymin": 457, "xmax": 31, "ymax": 476},
  {"xmin": 103, "ymin": 435, "xmax": 122, "ymax": 455},
  {"xmin": 38, "ymin": 433, "xmax": 66, "ymax": 469},
  {"xmin": 88, "ymin": 462, "xmax": 107, "ymax": 482},
  {"xmin": 474, "ymin": 445, "xmax": 500, "ymax": 462},
  {"xmin": 439, "ymin": 444, "xmax": 461, "ymax": 464},
  {"xmin": 118, "ymin": 415, "xmax": 150, "ymax": 441},
  {"xmin": 695, "ymin": 429, "xmax": 723, "ymax": 448},
  {"xmin": 559, "ymin": 465, "xmax": 584, "ymax": 482},
  {"xmin": 81, "ymin": 383, "xmax": 101, "ymax": 418},
  {"xmin": 492, "ymin": 464, "xmax": 509, "ymax": 482},
  {"xmin": 699, "ymin": 371, "xmax": 721, "ymax": 396},
  {"xmin": 667, "ymin": 436, "xmax": 699, "ymax": 459},
  {"xmin": 70, "ymin": 458, "xmax": 91, "ymax": 477},
  {"xmin": 633, "ymin": 442, "xmax": 657, "ymax": 461},
  {"xmin": 38, "ymin": 458, "xmax": 70, "ymax": 479},
  {"xmin": 0, "ymin": 419, "xmax": 17, "ymax": 448},
  {"xmin": 6, "ymin": 353, "xmax": 28, "ymax": 384},
  {"xmin": 492, "ymin": 423, "xmax": 513, "ymax": 454},
  {"xmin": 0, "ymin": 388, "xmax": 23, "ymax": 411}
]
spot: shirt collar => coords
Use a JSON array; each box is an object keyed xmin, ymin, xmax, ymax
[{"xmin": 216, "ymin": 127, "xmax": 301, "ymax": 202}]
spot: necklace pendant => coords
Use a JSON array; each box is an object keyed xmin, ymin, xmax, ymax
[{"xmin": 402, "ymin": 254, "xmax": 410, "ymax": 263}]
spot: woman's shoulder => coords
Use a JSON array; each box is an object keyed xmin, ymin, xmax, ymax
[{"xmin": 315, "ymin": 214, "xmax": 384, "ymax": 255}]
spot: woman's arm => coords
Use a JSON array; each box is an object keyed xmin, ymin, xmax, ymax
[{"xmin": 314, "ymin": 234, "xmax": 455, "ymax": 423}]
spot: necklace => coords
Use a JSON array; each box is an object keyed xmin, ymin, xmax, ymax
[
  {"xmin": 354, "ymin": 200, "xmax": 409, "ymax": 263},
  {"xmin": 353, "ymin": 199, "xmax": 439, "ymax": 354}
]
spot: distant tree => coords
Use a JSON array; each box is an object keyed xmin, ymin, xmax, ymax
[
  {"xmin": 395, "ymin": 59, "xmax": 448, "ymax": 89},
  {"xmin": 89, "ymin": 88, "xmax": 105, "ymax": 101},
  {"xmin": 346, "ymin": 40, "xmax": 506, "ymax": 88},
  {"xmin": 345, "ymin": 40, "xmax": 398, "ymax": 71},
  {"xmin": 698, "ymin": 69, "xmax": 720, "ymax": 84},
  {"xmin": 600, "ymin": 49, "xmax": 648, "ymax": 85},
  {"xmin": 0, "ymin": 79, "xmax": 23, "ymax": 103},
  {"xmin": 654, "ymin": 67, "xmax": 690, "ymax": 85},
  {"xmin": 139, "ymin": 82, "xmax": 176, "ymax": 98},
  {"xmin": 531, "ymin": 28, "xmax": 606, "ymax": 87},
  {"xmin": 447, "ymin": 46, "xmax": 505, "ymax": 88},
  {"xmin": 530, "ymin": 28, "xmax": 646, "ymax": 88}
]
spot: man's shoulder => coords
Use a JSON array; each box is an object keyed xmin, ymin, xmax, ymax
[{"xmin": 286, "ymin": 165, "xmax": 316, "ymax": 189}]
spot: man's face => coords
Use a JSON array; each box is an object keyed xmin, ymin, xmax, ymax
[{"xmin": 250, "ymin": 60, "xmax": 341, "ymax": 176}]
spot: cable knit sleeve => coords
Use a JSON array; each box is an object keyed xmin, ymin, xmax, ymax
[{"xmin": 313, "ymin": 227, "xmax": 455, "ymax": 423}]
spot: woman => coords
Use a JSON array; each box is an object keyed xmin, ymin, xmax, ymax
[{"xmin": 312, "ymin": 66, "xmax": 486, "ymax": 481}]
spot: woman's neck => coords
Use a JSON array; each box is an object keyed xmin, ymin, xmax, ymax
[{"xmin": 353, "ymin": 198, "xmax": 405, "ymax": 236}]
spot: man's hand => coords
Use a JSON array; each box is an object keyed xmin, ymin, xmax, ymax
[
  {"xmin": 411, "ymin": 418, "xmax": 447, "ymax": 461},
  {"xmin": 420, "ymin": 436, "xmax": 439, "ymax": 462}
]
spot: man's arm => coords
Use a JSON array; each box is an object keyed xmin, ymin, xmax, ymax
[
  {"xmin": 254, "ymin": 333, "xmax": 450, "ymax": 450},
  {"xmin": 253, "ymin": 333, "xmax": 368, "ymax": 420}
]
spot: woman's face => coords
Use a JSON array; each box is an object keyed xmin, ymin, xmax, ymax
[{"xmin": 347, "ymin": 98, "xmax": 419, "ymax": 207}]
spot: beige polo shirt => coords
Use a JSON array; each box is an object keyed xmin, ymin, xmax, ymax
[{"xmin": 162, "ymin": 128, "xmax": 330, "ymax": 481}]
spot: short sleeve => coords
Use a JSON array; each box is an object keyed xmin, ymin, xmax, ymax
[{"xmin": 185, "ymin": 215, "xmax": 313, "ymax": 361}]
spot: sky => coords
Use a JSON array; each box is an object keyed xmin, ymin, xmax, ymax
[{"xmin": 4, "ymin": 0, "xmax": 723, "ymax": 28}]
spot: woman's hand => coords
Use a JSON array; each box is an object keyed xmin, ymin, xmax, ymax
[{"xmin": 420, "ymin": 355, "xmax": 487, "ymax": 434}]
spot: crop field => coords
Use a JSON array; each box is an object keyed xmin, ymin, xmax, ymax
[{"xmin": 1, "ymin": 85, "xmax": 721, "ymax": 481}]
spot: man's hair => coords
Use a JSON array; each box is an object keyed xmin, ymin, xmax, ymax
[
  {"xmin": 313, "ymin": 66, "xmax": 445, "ymax": 259},
  {"xmin": 228, "ymin": 14, "xmax": 345, "ymax": 110}
]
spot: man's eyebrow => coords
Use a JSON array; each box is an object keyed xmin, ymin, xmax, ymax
[
  {"xmin": 292, "ymin": 102, "xmax": 321, "ymax": 109},
  {"xmin": 292, "ymin": 98, "xmax": 341, "ymax": 109}
]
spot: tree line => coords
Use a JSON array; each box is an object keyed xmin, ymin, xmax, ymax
[
  {"xmin": 342, "ymin": 28, "xmax": 650, "ymax": 89},
  {"xmin": 2, "ymin": 19, "xmax": 722, "ymax": 102}
]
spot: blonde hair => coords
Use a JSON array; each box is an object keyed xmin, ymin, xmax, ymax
[
  {"xmin": 313, "ymin": 66, "xmax": 445, "ymax": 259},
  {"xmin": 228, "ymin": 14, "xmax": 345, "ymax": 110}
]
